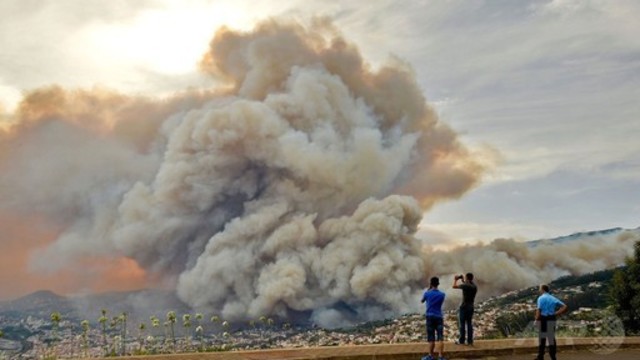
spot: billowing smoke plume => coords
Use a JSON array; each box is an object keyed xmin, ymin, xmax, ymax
[
  {"xmin": 426, "ymin": 228, "xmax": 640, "ymax": 307},
  {"xmin": 0, "ymin": 19, "xmax": 635, "ymax": 327},
  {"xmin": 109, "ymin": 19, "xmax": 484, "ymax": 324}
]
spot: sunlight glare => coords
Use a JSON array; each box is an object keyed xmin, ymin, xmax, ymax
[{"xmin": 87, "ymin": 3, "xmax": 256, "ymax": 75}]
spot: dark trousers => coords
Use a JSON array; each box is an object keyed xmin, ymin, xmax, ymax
[
  {"xmin": 537, "ymin": 315, "xmax": 557, "ymax": 360},
  {"xmin": 458, "ymin": 305, "xmax": 474, "ymax": 344}
]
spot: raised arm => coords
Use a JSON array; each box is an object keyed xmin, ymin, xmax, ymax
[{"xmin": 452, "ymin": 275, "xmax": 462, "ymax": 289}]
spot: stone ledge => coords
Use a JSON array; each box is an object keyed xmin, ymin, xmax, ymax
[{"xmin": 116, "ymin": 337, "xmax": 640, "ymax": 360}]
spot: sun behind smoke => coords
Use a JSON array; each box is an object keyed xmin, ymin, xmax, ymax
[{"xmin": 0, "ymin": 18, "xmax": 485, "ymax": 326}]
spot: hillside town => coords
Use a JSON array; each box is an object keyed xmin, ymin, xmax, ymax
[{"xmin": 0, "ymin": 277, "xmax": 622, "ymax": 359}]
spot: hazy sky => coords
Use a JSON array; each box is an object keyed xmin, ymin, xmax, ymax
[{"xmin": 1, "ymin": 0, "xmax": 639, "ymax": 246}]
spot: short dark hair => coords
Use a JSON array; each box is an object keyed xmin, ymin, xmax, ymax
[
  {"xmin": 430, "ymin": 277, "xmax": 440, "ymax": 287},
  {"xmin": 466, "ymin": 273, "xmax": 474, "ymax": 281},
  {"xmin": 541, "ymin": 284, "xmax": 550, "ymax": 293}
]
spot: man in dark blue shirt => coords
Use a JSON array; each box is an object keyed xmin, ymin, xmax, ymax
[
  {"xmin": 421, "ymin": 276, "xmax": 446, "ymax": 360},
  {"xmin": 453, "ymin": 272, "xmax": 478, "ymax": 345}
]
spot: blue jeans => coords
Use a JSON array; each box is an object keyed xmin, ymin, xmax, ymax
[{"xmin": 458, "ymin": 305, "xmax": 474, "ymax": 344}]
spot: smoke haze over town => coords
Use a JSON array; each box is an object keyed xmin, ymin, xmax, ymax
[{"xmin": 1, "ymin": 1, "xmax": 639, "ymax": 328}]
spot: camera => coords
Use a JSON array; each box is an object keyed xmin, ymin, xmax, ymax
[{"xmin": 455, "ymin": 274, "xmax": 463, "ymax": 280}]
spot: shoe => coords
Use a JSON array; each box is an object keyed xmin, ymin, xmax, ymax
[
  {"xmin": 438, "ymin": 357, "xmax": 447, "ymax": 360},
  {"xmin": 454, "ymin": 340, "xmax": 463, "ymax": 345},
  {"xmin": 421, "ymin": 356, "xmax": 433, "ymax": 360}
]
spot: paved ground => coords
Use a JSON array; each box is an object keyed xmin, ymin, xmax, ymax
[
  {"xmin": 117, "ymin": 338, "xmax": 640, "ymax": 360},
  {"xmin": 478, "ymin": 349, "xmax": 640, "ymax": 360}
]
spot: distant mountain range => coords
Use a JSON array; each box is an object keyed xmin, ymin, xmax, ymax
[
  {"xmin": 528, "ymin": 227, "xmax": 634, "ymax": 247},
  {"xmin": 0, "ymin": 290, "xmax": 73, "ymax": 319},
  {"xmin": 0, "ymin": 288, "xmax": 190, "ymax": 324}
]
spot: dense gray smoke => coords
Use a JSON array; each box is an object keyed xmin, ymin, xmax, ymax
[
  {"xmin": 0, "ymin": 19, "xmax": 483, "ymax": 325},
  {"xmin": 427, "ymin": 228, "xmax": 640, "ymax": 307},
  {"xmin": 0, "ymin": 19, "xmax": 635, "ymax": 328},
  {"xmin": 109, "ymin": 19, "xmax": 484, "ymax": 325}
]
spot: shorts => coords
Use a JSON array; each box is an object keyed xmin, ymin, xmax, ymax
[{"xmin": 426, "ymin": 316, "xmax": 444, "ymax": 342}]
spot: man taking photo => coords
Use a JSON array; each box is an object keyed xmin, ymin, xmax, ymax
[{"xmin": 453, "ymin": 273, "xmax": 477, "ymax": 346}]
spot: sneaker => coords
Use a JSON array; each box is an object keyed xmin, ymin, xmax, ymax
[
  {"xmin": 421, "ymin": 356, "xmax": 433, "ymax": 360},
  {"xmin": 454, "ymin": 340, "xmax": 463, "ymax": 345},
  {"xmin": 438, "ymin": 357, "xmax": 447, "ymax": 360}
]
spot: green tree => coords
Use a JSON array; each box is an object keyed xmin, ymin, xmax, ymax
[
  {"xmin": 49, "ymin": 311, "xmax": 62, "ymax": 357},
  {"xmin": 119, "ymin": 312, "xmax": 128, "ymax": 356},
  {"xmin": 98, "ymin": 309, "xmax": 109, "ymax": 356},
  {"xmin": 166, "ymin": 311, "xmax": 177, "ymax": 353},
  {"xmin": 195, "ymin": 313, "xmax": 203, "ymax": 325},
  {"xmin": 182, "ymin": 314, "xmax": 192, "ymax": 351},
  {"xmin": 610, "ymin": 241, "xmax": 640, "ymax": 334},
  {"xmin": 110, "ymin": 316, "xmax": 121, "ymax": 356},
  {"xmin": 0, "ymin": 329, "xmax": 4, "ymax": 360},
  {"xmin": 137, "ymin": 323, "xmax": 146, "ymax": 354},
  {"xmin": 149, "ymin": 316, "xmax": 160, "ymax": 353},
  {"xmin": 195, "ymin": 325, "xmax": 204, "ymax": 352},
  {"xmin": 210, "ymin": 315, "xmax": 220, "ymax": 336},
  {"xmin": 80, "ymin": 320, "xmax": 90, "ymax": 357}
]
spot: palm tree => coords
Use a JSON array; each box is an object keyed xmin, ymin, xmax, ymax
[
  {"xmin": 80, "ymin": 320, "xmax": 90, "ymax": 357},
  {"xmin": 98, "ymin": 309, "xmax": 108, "ymax": 356},
  {"xmin": 148, "ymin": 316, "xmax": 160, "ymax": 353},
  {"xmin": 150, "ymin": 315, "xmax": 160, "ymax": 329},
  {"xmin": 119, "ymin": 312, "xmax": 128, "ymax": 355},
  {"xmin": 166, "ymin": 311, "xmax": 177, "ymax": 353},
  {"xmin": 50, "ymin": 311, "xmax": 61, "ymax": 334},
  {"xmin": 195, "ymin": 325, "xmax": 204, "ymax": 352},
  {"xmin": 210, "ymin": 315, "xmax": 220, "ymax": 336},
  {"xmin": 50, "ymin": 311, "xmax": 62, "ymax": 357},
  {"xmin": 137, "ymin": 323, "xmax": 146, "ymax": 353},
  {"xmin": 182, "ymin": 314, "xmax": 192, "ymax": 351},
  {"xmin": 110, "ymin": 316, "xmax": 120, "ymax": 356},
  {"xmin": 258, "ymin": 315, "xmax": 267, "ymax": 334},
  {"xmin": 195, "ymin": 313, "xmax": 203, "ymax": 330},
  {"xmin": 0, "ymin": 329, "xmax": 4, "ymax": 360},
  {"xmin": 145, "ymin": 335, "xmax": 156, "ymax": 355}
]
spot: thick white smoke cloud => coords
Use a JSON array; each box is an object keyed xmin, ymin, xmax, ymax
[
  {"xmin": 108, "ymin": 19, "xmax": 481, "ymax": 325},
  {"xmin": 0, "ymin": 18, "xmax": 635, "ymax": 327},
  {"xmin": 0, "ymin": 19, "xmax": 483, "ymax": 325}
]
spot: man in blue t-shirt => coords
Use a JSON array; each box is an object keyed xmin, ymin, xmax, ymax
[
  {"xmin": 535, "ymin": 284, "xmax": 568, "ymax": 360},
  {"xmin": 421, "ymin": 276, "xmax": 446, "ymax": 360}
]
